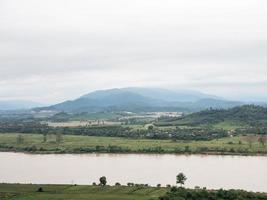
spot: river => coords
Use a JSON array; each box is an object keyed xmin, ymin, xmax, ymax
[{"xmin": 0, "ymin": 152, "xmax": 266, "ymax": 192}]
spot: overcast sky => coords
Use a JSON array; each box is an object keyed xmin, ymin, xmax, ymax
[{"xmin": 0, "ymin": 0, "xmax": 267, "ymax": 103}]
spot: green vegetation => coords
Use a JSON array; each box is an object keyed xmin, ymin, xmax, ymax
[
  {"xmin": 157, "ymin": 105, "xmax": 267, "ymax": 128},
  {"xmin": 1, "ymin": 106, "xmax": 267, "ymax": 143},
  {"xmin": 0, "ymin": 184, "xmax": 266, "ymax": 200},
  {"xmin": 159, "ymin": 187, "xmax": 267, "ymax": 200},
  {"xmin": 51, "ymin": 111, "xmax": 126, "ymax": 121},
  {"xmin": 0, "ymin": 133, "xmax": 266, "ymax": 155},
  {"xmin": 1, "ymin": 105, "xmax": 267, "ymax": 155},
  {"xmin": 212, "ymin": 121, "xmax": 246, "ymax": 131},
  {"xmin": 176, "ymin": 173, "xmax": 187, "ymax": 187},
  {"xmin": 0, "ymin": 184, "xmax": 167, "ymax": 200},
  {"xmin": 99, "ymin": 176, "xmax": 107, "ymax": 186},
  {"xmin": 0, "ymin": 118, "xmax": 229, "ymax": 141}
]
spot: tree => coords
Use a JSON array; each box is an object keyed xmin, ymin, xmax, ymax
[
  {"xmin": 176, "ymin": 173, "xmax": 187, "ymax": 187},
  {"xmin": 43, "ymin": 133, "xmax": 47, "ymax": 143},
  {"xmin": 56, "ymin": 132, "xmax": 63, "ymax": 143},
  {"xmin": 245, "ymin": 135, "xmax": 255, "ymax": 148},
  {"xmin": 16, "ymin": 134, "xmax": 24, "ymax": 144},
  {"xmin": 258, "ymin": 135, "xmax": 266, "ymax": 147},
  {"xmin": 127, "ymin": 182, "xmax": 134, "ymax": 187},
  {"xmin": 99, "ymin": 176, "xmax": 107, "ymax": 186}
]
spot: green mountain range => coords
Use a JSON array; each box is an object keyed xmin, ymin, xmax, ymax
[{"xmin": 41, "ymin": 87, "xmax": 243, "ymax": 113}]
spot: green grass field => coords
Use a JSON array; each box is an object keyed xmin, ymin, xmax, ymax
[
  {"xmin": 1, "ymin": 184, "xmax": 266, "ymax": 200},
  {"xmin": 212, "ymin": 121, "xmax": 247, "ymax": 130},
  {"xmin": 0, "ymin": 184, "xmax": 167, "ymax": 200},
  {"xmin": 0, "ymin": 133, "xmax": 266, "ymax": 155}
]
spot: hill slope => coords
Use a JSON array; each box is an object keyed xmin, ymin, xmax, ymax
[
  {"xmin": 157, "ymin": 105, "xmax": 267, "ymax": 127},
  {"xmin": 40, "ymin": 88, "xmax": 243, "ymax": 113},
  {"xmin": 121, "ymin": 87, "xmax": 219, "ymax": 102}
]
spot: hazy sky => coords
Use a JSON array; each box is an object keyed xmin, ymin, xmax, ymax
[{"xmin": 0, "ymin": 0, "xmax": 267, "ymax": 103}]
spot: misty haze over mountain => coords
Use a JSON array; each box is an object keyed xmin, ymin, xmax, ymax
[
  {"xmin": 1, "ymin": 87, "xmax": 266, "ymax": 111},
  {"xmin": 34, "ymin": 87, "xmax": 245, "ymax": 113}
]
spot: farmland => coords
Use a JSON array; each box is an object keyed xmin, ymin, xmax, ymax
[
  {"xmin": 0, "ymin": 184, "xmax": 266, "ymax": 200},
  {"xmin": 0, "ymin": 133, "xmax": 266, "ymax": 155}
]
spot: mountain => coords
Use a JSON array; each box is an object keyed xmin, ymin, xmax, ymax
[
  {"xmin": 0, "ymin": 100, "xmax": 44, "ymax": 110},
  {"xmin": 40, "ymin": 87, "xmax": 243, "ymax": 113},
  {"xmin": 157, "ymin": 105, "xmax": 267, "ymax": 126},
  {"xmin": 121, "ymin": 87, "xmax": 219, "ymax": 102},
  {"xmin": 190, "ymin": 98, "xmax": 242, "ymax": 109},
  {"xmin": 46, "ymin": 89, "xmax": 164, "ymax": 112}
]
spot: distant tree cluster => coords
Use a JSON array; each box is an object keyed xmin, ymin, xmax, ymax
[
  {"xmin": 157, "ymin": 105, "xmax": 267, "ymax": 127},
  {"xmin": 0, "ymin": 118, "xmax": 229, "ymax": 141},
  {"xmin": 159, "ymin": 187, "xmax": 267, "ymax": 200}
]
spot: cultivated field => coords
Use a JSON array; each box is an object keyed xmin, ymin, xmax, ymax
[
  {"xmin": 0, "ymin": 133, "xmax": 266, "ymax": 155},
  {"xmin": 0, "ymin": 184, "xmax": 167, "ymax": 200}
]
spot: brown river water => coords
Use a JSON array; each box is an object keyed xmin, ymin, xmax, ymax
[{"xmin": 0, "ymin": 152, "xmax": 266, "ymax": 192}]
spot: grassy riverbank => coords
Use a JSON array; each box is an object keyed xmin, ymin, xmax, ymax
[
  {"xmin": 1, "ymin": 184, "xmax": 266, "ymax": 200},
  {"xmin": 0, "ymin": 184, "xmax": 167, "ymax": 200},
  {"xmin": 0, "ymin": 133, "xmax": 267, "ymax": 155}
]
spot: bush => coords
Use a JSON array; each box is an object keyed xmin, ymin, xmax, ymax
[{"xmin": 158, "ymin": 188, "xmax": 267, "ymax": 200}]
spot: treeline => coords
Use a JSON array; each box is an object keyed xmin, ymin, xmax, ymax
[
  {"xmin": 0, "ymin": 118, "xmax": 48, "ymax": 133},
  {"xmin": 159, "ymin": 187, "xmax": 267, "ymax": 200},
  {"xmin": 157, "ymin": 105, "xmax": 267, "ymax": 127},
  {"xmin": 235, "ymin": 127, "xmax": 267, "ymax": 135},
  {"xmin": 0, "ymin": 119, "xmax": 228, "ymax": 141},
  {"xmin": 134, "ymin": 126, "xmax": 228, "ymax": 140}
]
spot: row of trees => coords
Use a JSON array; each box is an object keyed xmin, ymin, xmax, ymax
[
  {"xmin": 36, "ymin": 173, "xmax": 266, "ymax": 200},
  {"xmin": 159, "ymin": 105, "xmax": 267, "ymax": 127},
  {"xmin": 3, "ymin": 120, "xmax": 229, "ymax": 141},
  {"xmin": 159, "ymin": 187, "xmax": 267, "ymax": 200},
  {"xmin": 92, "ymin": 173, "xmax": 187, "ymax": 187},
  {"xmin": 16, "ymin": 133, "xmax": 64, "ymax": 145}
]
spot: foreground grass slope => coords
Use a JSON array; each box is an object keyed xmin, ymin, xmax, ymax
[
  {"xmin": 0, "ymin": 184, "xmax": 167, "ymax": 200},
  {"xmin": 1, "ymin": 184, "xmax": 266, "ymax": 200},
  {"xmin": 0, "ymin": 133, "xmax": 266, "ymax": 155}
]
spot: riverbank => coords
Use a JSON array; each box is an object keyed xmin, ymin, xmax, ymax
[
  {"xmin": 0, "ymin": 183, "xmax": 167, "ymax": 200},
  {"xmin": 0, "ymin": 133, "xmax": 267, "ymax": 156},
  {"xmin": 0, "ymin": 184, "xmax": 266, "ymax": 200}
]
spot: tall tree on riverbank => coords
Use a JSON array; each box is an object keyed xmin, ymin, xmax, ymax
[
  {"xmin": 176, "ymin": 173, "xmax": 187, "ymax": 187},
  {"xmin": 99, "ymin": 176, "xmax": 107, "ymax": 186}
]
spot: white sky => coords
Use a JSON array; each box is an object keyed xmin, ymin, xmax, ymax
[{"xmin": 0, "ymin": 0, "xmax": 267, "ymax": 103}]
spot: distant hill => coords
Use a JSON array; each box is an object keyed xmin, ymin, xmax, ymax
[
  {"xmin": 0, "ymin": 100, "xmax": 44, "ymax": 110},
  {"xmin": 37, "ymin": 87, "xmax": 243, "ymax": 113},
  {"xmin": 48, "ymin": 89, "xmax": 162, "ymax": 112},
  {"xmin": 121, "ymin": 87, "xmax": 219, "ymax": 102},
  {"xmin": 157, "ymin": 105, "xmax": 267, "ymax": 127}
]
